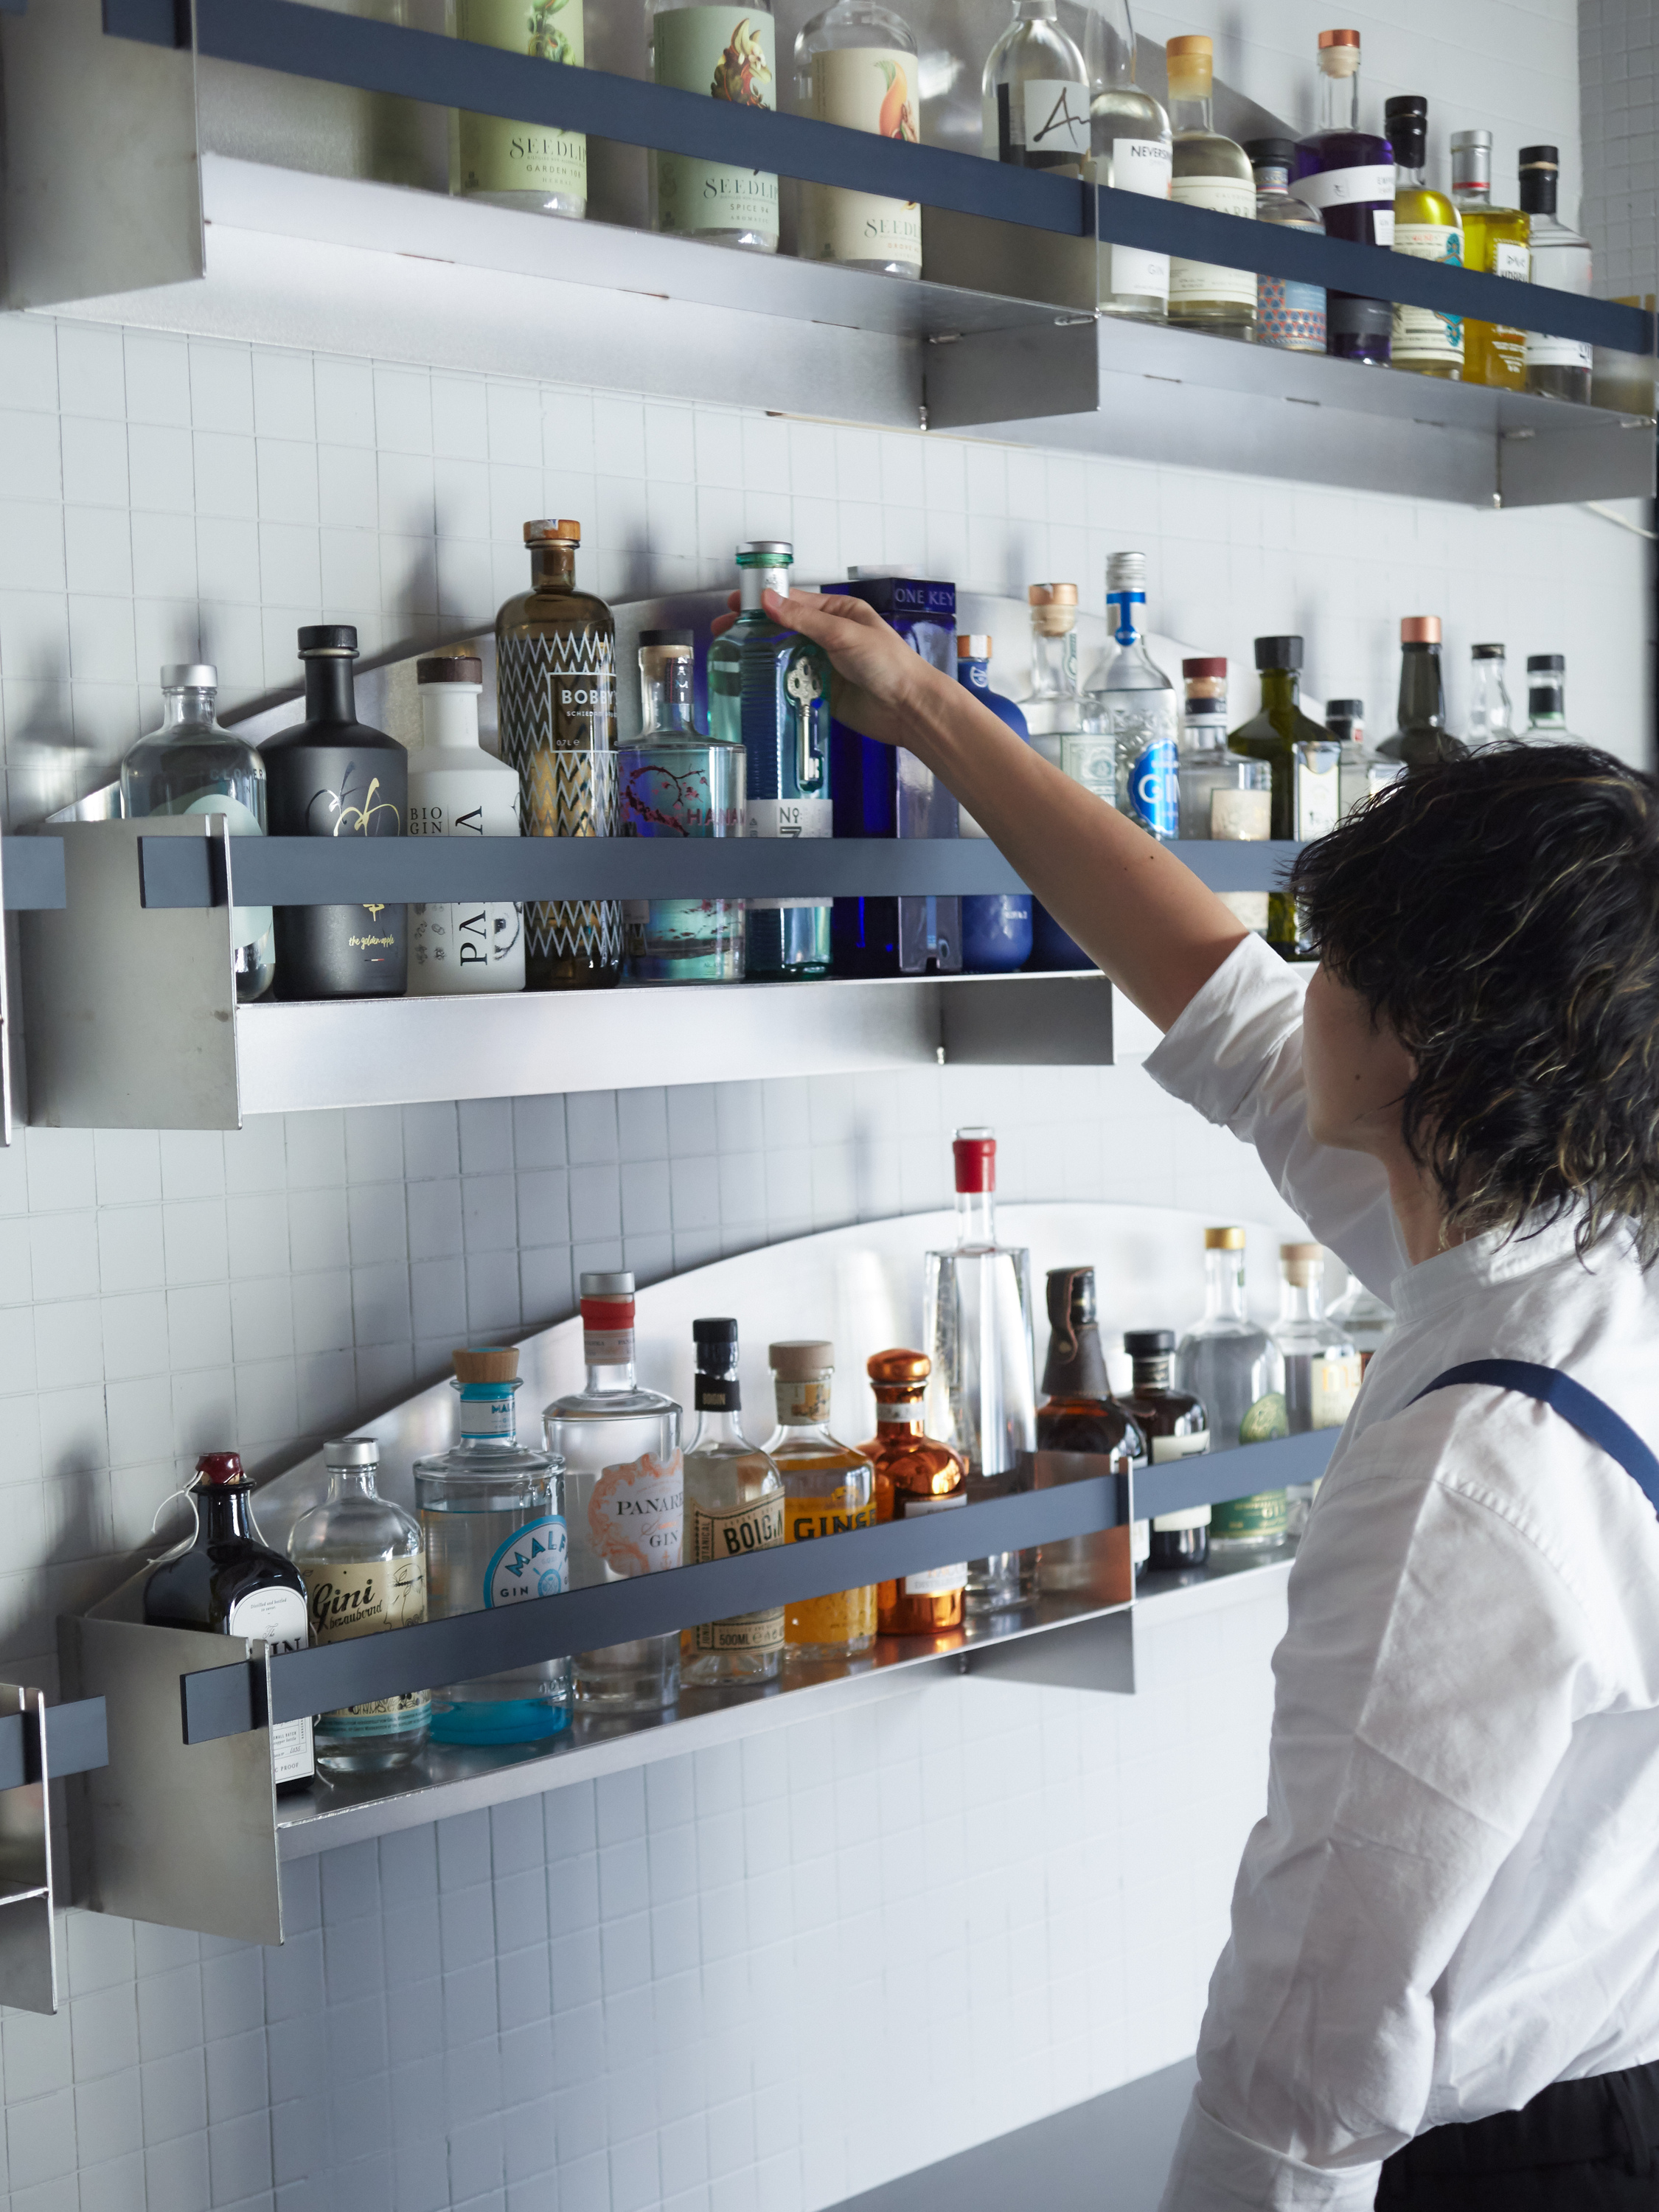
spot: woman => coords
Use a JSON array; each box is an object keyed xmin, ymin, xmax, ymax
[{"xmin": 754, "ymin": 583, "xmax": 1659, "ymax": 2209}]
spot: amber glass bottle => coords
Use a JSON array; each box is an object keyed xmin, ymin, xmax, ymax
[
  {"xmin": 1034, "ymin": 1266, "xmax": 1142, "ymax": 1597},
  {"xmin": 495, "ymin": 519, "xmax": 619, "ymax": 990},
  {"xmin": 1120, "ymin": 1329, "xmax": 1211, "ymax": 1571},
  {"xmin": 765, "ymin": 1340, "xmax": 875, "ymax": 1663},
  {"xmin": 860, "ymin": 1349, "xmax": 967, "ymax": 1636}
]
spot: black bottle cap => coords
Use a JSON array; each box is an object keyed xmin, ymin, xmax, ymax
[
  {"xmin": 641, "ymin": 628, "xmax": 695, "ymax": 648},
  {"xmin": 1383, "ymin": 94, "xmax": 1427, "ymax": 116},
  {"xmin": 1520, "ymin": 145, "xmax": 1559, "ymax": 170},
  {"xmin": 693, "ymin": 1315, "xmax": 738, "ymax": 1346},
  {"xmin": 298, "ymin": 625, "xmax": 358, "ymax": 656},
  {"xmin": 1527, "ymin": 653, "xmax": 1565, "ymax": 673},
  {"xmin": 1245, "ymin": 136, "xmax": 1297, "ymax": 167},
  {"xmin": 1470, "ymin": 643, "xmax": 1506, "ymax": 660},
  {"xmin": 1124, "ymin": 1329, "xmax": 1176, "ymax": 1356},
  {"xmin": 1046, "ymin": 1265, "xmax": 1097, "ymax": 1327},
  {"xmin": 1325, "ymin": 697, "xmax": 1363, "ymax": 717},
  {"xmin": 1255, "ymin": 635, "xmax": 1303, "ymax": 671},
  {"xmin": 1384, "ymin": 97, "xmax": 1427, "ymax": 164}
]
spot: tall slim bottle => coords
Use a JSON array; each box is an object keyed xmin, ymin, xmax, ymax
[
  {"xmin": 1175, "ymin": 1227, "xmax": 1288, "ymax": 1550},
  {"xmin": 1089, "ymin": 0, "xmax": 1171, "ymax": 321},
  {"xmin": 862, "ymin": 1349, "xmax": 967, "ymax": 1637},
  {"xmin": 544, "ymin": 1273, "xmax": 684, "ymax": 1714},
  {"xmin": 1083, "ymin": 550, "xmax": 1178, "ymax": 842},
  {"xmin": 1020, "ymin": 583, "xmax": 1101, "ymax": 971},
  {"xmin": 956, "ymin": 635, "xmax": 1034, "ymax": 973},
  {"xmin": 1450, "ymin": 129, "xmax": 1528, "ymax": 391},
  {"xmin": 1384, "ymin": 96, "xmax": 1464, "ymax": 380},
  {"xmin": 711, "ymin": 541, "xmax": 833, "ymax": 979},
  {"xmin": 449, "ymin": 0, "xmax": 586, "ymax": 219},
  {"xmin": 983, "ymin": 0, "xmax": 1090, "ymax": 176},
  {"xmin": 1273, "ymin": 1242, "xmax": 1361, "ymax": 1534},
  {"xmin": 1467, "ymin": 644, "xmax": 1514, "ymax": 748},
  {"xmin": 1227, "ymin": 636, "xmax": 1341, "ymax": 957},
  {"xmin": 765, "ymin": 1340, "xmax": 877, "ymax": 1663},
  {"xmin": 495, "ymin": 520, "xmax": 620, "ymax": 991},
  {"xmin": 1379, "ymin": 617, "xmax": 1467, "ymax": 768},
  {"xmin": 924, "ymin": 1127, "xmax": 1037, "ymax": 1615},
  {"xmin": 681, "ymin": 1318, "xmax": 785, "ymax": 1686},
  {"xmin": 406, "ymin": 653, "xmax": 526, "ymax": 995},
  {"xmin": 1520, "ymin": 146, "xmax": 1593, "ymax": 404},
  {"xmin": 1295, "ymin": 29, "xmax": 1394, "ymax": 364},
  {"xmin": 648, "ymin": 0, "xmax": 779, "ymax": 251},
  {"xmin": 1164, "ymin": 36, "xmax": 1256, "ymax": 339},
  {"xmin": 262, "ymin": 625, "xmax": 407, "ymax": 1001},
  {"xmin": 121, "ymin": 663, "xmax": 274, "ymax": 1003},
  {"xmin": 794, "ymin": 0, "xmax": 922, "ymax": 278},
  {"xmin": 1034, "ymin": 1265, "xmax": 1142, "ymax": 1598}
]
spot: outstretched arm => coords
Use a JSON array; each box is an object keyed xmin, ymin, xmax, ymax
[{"xmin": 753, "ymin": 586, "xmax": 1248, "ymax": 1033}]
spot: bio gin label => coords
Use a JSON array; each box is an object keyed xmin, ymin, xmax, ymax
[
  {"xmin": 653, "ymin": 7, "xmax": 779, "ymax": 243},
  {"xmin": 226, "ymin": 1586, "xmax": 314, "ymax": 1784},
  {"xmin": 800, "ymin": 48, "xmax": 922, "ymax": 271},
  {"xmin": 454, "ymin": 0, "xmax": 587, "ymax": 206},
  {"xmin": 588, "ymin": 1451, "xmax": 684, "ymax": 1577}
]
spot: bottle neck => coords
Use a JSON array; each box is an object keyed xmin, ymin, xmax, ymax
[
  {"xmin": 302, "ymin": 655, "xmax": 358, "ymax": 725},
  {"xmin": 641, "ymin": 655, "xmax": 698, "ymax": 737},
  {"xmin": 1092, "ymin": 0, "xmax": 1138, "ymax": 90},
  {"xmin": 1398, "ymin": 645, "xmax": 1447, "ymax": 734},
  {"xmin": 456, "ymin": 1380, "xmax": 521, "ymax": 1444},
  {"xmin": 1520, "ymin": 174, "xmax": 1557, "ymax": 220},
  {"xmin": 327, "ymin": 1466, "xmax": 380, "ymax": 1503},
  {"xmin": 1043, "ymin": 1318, "xmax": 1110, "ymax": 1399},
  {"xmin": 1259, "ymin": 667, "xmax": 1301, "ymax": 717},
  {"xmin": 1029, "ymin": 622, "xmax": 1076, "ymax": 698},
  {"xmin": 1107, "ymin": 585, "xmax": 1146, "ymax": 648},
  {"xmin": 1279, "ymin": 1276, "xmax": 1324, "ymax": 1322},
  {"xmin": 874, "ymin": 1391, "xmax": 927, "ymax": 1430},
  {"xmin": 418, "ymin": 688, "xmax": 483, "ymax": 752},
  {"xmin": 1529, "ymin": 685, "xmax": 1567, "ymax": 728},
  {"xmin": 956, "ymin": 1186, "xmax": 998, "ymax": 1247},
  {"xmin": 772, "ymin": 1376, "xmax": 833, "ymax": 1433},
  {"xmin": 1204, "ymin": 1246, "xmax": 1248, "ymax": 1320},
  {"xmin": 1254, "ymin": 166, "xmax": 1290, "ymax": 196},
  {"xmin": 1130, "ymin": 1354, "xmax": 1173, "ymax": 1392},
  {"xmin": 1169, "ymin": 88, "xmax": 1213, "ymax": 134},
  {"xmin": 196, "ymin": 1480, "xmax": 259, "ymax": 1543},
  {"xmin": 740, "ymin": 560, "xmax": 791, "ymax": 613},
  {"xmin": 1316, "ymin": 58, "xmax": 1359, "ymax": 133},
  {"xmin": 1395, "ymin": 154, "xmax": 1427, "ymax": 189},
  {"xmin": 1014, "ymin": 0, "xmax": 1057, "ymax": 18},
  {"xmin": 582, "ymin": 1300, "xmax": 637, "ymax": 1394},
  {"xmin": 529, "ymin": 543, "xmax": 576, "ymax": 593},
  {"xmin": 1470, "ymin": 664, "xmax": 1512, "ymax": 735},
  {"xmin": 160, "ymin": 687, "xmax": 218, "ymax": 734},
  {"xmin": 691, "ymin": 1399, "xmax": 750, "ymax": 1450}
]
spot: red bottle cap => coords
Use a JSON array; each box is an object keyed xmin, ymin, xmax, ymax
[
  {"xmin": 953, "ymin": 1130, "xmax": 996, "ymax": 1194},
  {"xmin": 195, "ymin": 1452, "xmax": 245, "ymax": 1486}
]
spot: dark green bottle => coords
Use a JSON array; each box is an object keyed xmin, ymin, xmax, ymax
[
  {"xmin": 1227, "ymin": 636, "xmax": 1340, "ymax": 958},
  {"xmin": 1378, "ymin": 616, "xmax": 1470, "ymax": 767}
]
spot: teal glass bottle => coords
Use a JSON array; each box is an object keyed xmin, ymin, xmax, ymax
[{"xmin": 709, "ymin": 540, "xmax": 833, "ymax": 978}]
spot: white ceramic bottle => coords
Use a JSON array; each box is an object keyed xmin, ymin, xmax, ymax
[{"xmin": 406, "ymin": 653, "xmax": 526, "ymax": 995}]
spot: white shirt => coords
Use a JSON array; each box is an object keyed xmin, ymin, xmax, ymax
[{"xmin": 1146, "ymin": 933, "xmax": 1659, "ymax": 2211}]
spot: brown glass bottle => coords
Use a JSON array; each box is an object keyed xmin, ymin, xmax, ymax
[
  {"xmin": 860, "ymin": 1349, "xmax": 967, "ymax": 1637},
  {"xmin": 1121, "ymin": 1329, "xmax": 1211, "ymax": 1572},
  {"xmin": 1034, "ymin": 1266, "xmax": 1142, "ymax": 1601},
  {"xmin": 495, "ymin": 519, "xmax": 620, "ymax": 990}
]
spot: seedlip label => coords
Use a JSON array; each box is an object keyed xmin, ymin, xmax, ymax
[{"xmin": 484, "ymin": 1515, "xmax": 568, "ymax": 1606}]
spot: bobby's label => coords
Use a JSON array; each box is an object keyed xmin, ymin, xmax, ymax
[
  {"xmin": 455, "ymin": 0, "xmax": 587, "ymax": 204},
  {"xmin": 302, "ymin": 1558, "xmax": 431, "ymax": 1736},
  {"xmin": 588, "ymin": 1452, "xmax": 684, "ymax": 1576},
  {"xmin": 227, "ymin": 1586, "xmax": 314, "ymax": 1784},
  {"xmin": 653, "ymin": 7, "xmax": 779, "ymax": 241},
  {"xmin": 800, "ymin": 47, "xmax": 922, "ymax": 270}
]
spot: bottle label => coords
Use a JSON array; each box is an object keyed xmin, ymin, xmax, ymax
[
  {"xmin": 996, "ymin": 78, "xmax": 1089, "ymax": 167},
  {"xmin": 1103, "ymin": 138, "xmax": 1172, "ymax": 305},
  {"xmin": 1148, "ymin": 1430, "xmax": 1211, "ymax": 1531},
  {"xmin": 1124, "ymin": 737, "xmax": 1179, "ymax": 838},
  {"xmin": 1391, "ymin": 222, "xmax": 1464, "ymax": 365},
  {"xmin": 1210, "ymin": 786, "xmax": 1272, "ymax": 841},
  {"xmin": 455, "ymin": 0, "xmax": 587, "ymax": 204},
  {"xmin": 1059, "ymin": 733, "xmax": 1117, "ymax": 808},
  {"xmin": 183, "ymin": 793, "xmax": 273, "ymax": 956},
  {"xmin": 800, "ymin": 48, "xmax": 922, "ymax": 270},
  {"xmin": 1169, "ymin": 173, "xmax": 1259, "ymax": 309},
  {"xmin": 776, "ymin": 1379, "xmax": 832, "ymax": 1425},
  {"xmin": 496, "ymin": 625, "xmax": 619, "ymax": 975},
  {"xmin": 653, "ymin": 7, "xmax": 779, "ymax": 242},
  {"xmin": 1257, "ymin": 274, "xmax": 1326, "ymax": 352},
  {"xmin": 302, "ymin": 1559, "xmax": 431, "ymax": 1738},
  {"xmin": 788, "ymin": 1497, "xmax": 875, "ymax": 1540},
  {"xmin": 1295, "ymin": 164, "xmax": 1394, "ymax": 210},
  {"xmin": 744, "ymin": 795, "xmax": 833, "ymax": 911},
  {"xmin": 484, "ymin": 1514, "xmax": 570, "ymax": 1604},
  {"xmin": 1312, "ymin": 1352, "xmax": 1363, "ymax": 1430},
  {"xmin": 1239, "ymin": 1390, "xmax": 1289, "ymax": 1444},
  {"xmin": 897, "ymin": 1488, "xmax": 967, "ymax": 1596},
  {"xmin": 1294, "ymin": 747, "xmax": 1341, "ymax": 841},
  {"xmin": 582, "ymin": 1326, "xmax": 635, "ymax": 1366},
  {"xmin": 1210, "ymin": 1489, "xmax": 1288, "ymax": 1542},
  {"xmin": 690, "ymin": 1494, "xmax": 785, "ymax": 1651},
  {"xmin": 1495, "ymin": 240, "xmax": 1529, "ymax": 280},
  {"xmin": 1527, "ymin": 326, "xmax": 1594, "ymax": 371},
  {"xmin": 226, "ymin": 1587, "xmax": 314, "ymax": 1784},
  {"xmin": 588, "ymin": 1450, "xmax": 684, "ymax": 1576}
]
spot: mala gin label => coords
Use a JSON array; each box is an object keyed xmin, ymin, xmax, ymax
[
  {"xmin": 454, "ymin": 0, "xmax": 587, "ymax": 206},
  {"xmin": 800, "ymin": 49, "xmax": 922, "ymax": 270},
  {"xmin": 654, "ymin": 8, "xmax": 779, "ymax": 244},
  {"xmin": 485, "ymin": 1515, "xmax": 569, "ymax": 1602}
]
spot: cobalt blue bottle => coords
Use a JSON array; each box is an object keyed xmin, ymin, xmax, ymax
[{"xmin": 955, "ymin": 635, "xmax": 1033, "ymax": 973}]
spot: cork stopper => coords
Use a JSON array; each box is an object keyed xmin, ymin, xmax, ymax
[
  {"xmin": 1206, "ymin": 1226, "xmax": 1246, "ymax": 1249},
  {"xmin": 1029, "ymin": 582, "xmax": 1079, "ymax": 639},
  {"xmin": 1401, "ymin": 616, "xmax": 1442, "ymax": 644},
  {"xmin": 868, "ymin": 1349, "xmax": 931, "ymax": 1392},
  {"xmin": 1280, "ymin": 1242, "xmax": 1325, "ymax": 1287},
  {"xmin": 524, "ymin": 519, "xmax": 581, "ymax": 546},
  {"xmin": 452, "ymin": 1346, "xmax": 520, "ymax": 1385},
  {"xmin": 769, "ymin": 1339, "xmax": 834, "ymax": 1380},
  {"xmin": 1317, "ymin": 27, "xmax": 1361, "ymax": 75},
  {"xmin": 1166, "ymin": 34, "xmax": 1213, "ymax": 94}
]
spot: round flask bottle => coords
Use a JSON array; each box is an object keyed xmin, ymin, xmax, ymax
[{"xmin": 861, "ymin": 1349, "xmax": 967, "ymax": 1636}]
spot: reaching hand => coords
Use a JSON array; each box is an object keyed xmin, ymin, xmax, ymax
[{"xmin": 711, "ymin": 587, "xmax": 943, "ymax": 748}]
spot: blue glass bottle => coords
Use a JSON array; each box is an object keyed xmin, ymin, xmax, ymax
[
  {"xmin": 955, "ymin": 635, "xmax": 1033, "ymax": 973},
  {"xmin": 709, "ymin": 541, "xmax": 832, "ymax": 978}
]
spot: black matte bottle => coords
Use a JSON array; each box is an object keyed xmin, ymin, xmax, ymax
[{"xmin": 262, "ymin": 625, "xmax": 407, "ymax": 999}]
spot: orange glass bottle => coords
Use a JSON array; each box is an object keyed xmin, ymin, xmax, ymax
[{"xmin": 861, "ymin": 1349, "xmax": 968, "ymax": 1636}]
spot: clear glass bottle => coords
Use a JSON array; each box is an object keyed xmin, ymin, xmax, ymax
[
  {"xmin": 121, "ymin": 664, "xmax": 274, "ymax": 1004},
  {"xmin": 1384, "ymin": 96, "xmax": 1464, "ymax": 380},
  {"xmin": 619, "ymin": 628, "xmax": 746, "ymax": 984},
  {"xmin": 1379, "ymin": 617, "xmax": 1468, "ymax": 768},
  {"xmin": 407, "ymin": 653, "xmax": 526, "ymax": 995},
  {"xmin": 649, "ymin": 0, "xmax": 779, "ymax": 251},
  {"xmin": 1089, "ymin": 0, "xmax": 1171, "ymax": 321},
  {"xmin": 1228, "ymin": 636, "xmax": 1340, "ymax": 958},
  {"xmin": 448, "ymin": 0, "xmax": 586, "ymax": 219},
  {"xmin": 291, "ymin": 1436, "xmax": 431, "ymax": 1777},
  {"xmin": 1175, "ymin": 1228, "xmax": 1288, "ymax": 1551},
  {"xmin": 709, "ymin": 540, "xmax": 833, "ymax": 980},
  {"xmin": 1246, "ymin": 139, "xmax": 1326, "ymax": 353},
  {"xmin": 862, "ymin": 1349, "xmax": 967, "ymax": 1636},
  {"xmin": 1450, "ymin": 129, "xmax": 1528, "ymax": 391},
  {"xmin": 1178, "ymin": 658, "xmax": 1271, "ymax": 936},
  {"xmin": 494, "ymin": 519, "xmax": 620, "ymax": 990},
  {"xmin": 545, "ymin": 1272, "xmax": 684, "ymax": 1714},
  {"xmin": 1035, "ymin": 1265, "xmax": 1144, "ymax": 1596},
  {"xmin": 1523, "ymin": 654, "xmax": 1583, "ymax": 742},
  {"xmin": 794, "ymin": 0, "xmax": 922, "ymax": 279},
  {"xmin": 1294, "ymin": 28, "xmax": 1394, "ymax": 365},
  {"xmin": 1329, "ymin": 697, "xmax": 1402, "ymax": 815},
  {"xmin": 416, "ymin": 1347, "xmax": 570, "ymax": 1744},
  {"xmin": 1121, "ymin": 1329, "xmax": 1210, "ymax": 1573},
  {"xmin": 956, "ymin": 635, "xmax": 1034, "ymax": 974},
  {"xmin": 1467, "ymin": 644, "xmax": 1514, "ymax": 749},
  {"xmin": 924, "ymin": 1128, "xmax": 1038, "ymax": 1615},
  {"xmin": 681, "ymin": 1317, "xmax": 785, "ymax": 1687},
  {"xmin": 983, "ymin": 0, "xmax": 1089, "ymax": 176},
  {"xmin": 1325, "ymin": 1278, "xmax": 1396, "ymax": 1372},
  {"xmin": 1520, "ymin": 145, "xmax": 1592, "ymax": 404},
  {"xmin": 1165, "ymin": 35, "xmax": 1256, "ymax": 339},
  {"xmin": 1021, "ymin": 583, "xmax": 1102, "ymax": 972},
  {"xmin": 1273, "ymin": 1243, "xmax": 1362, "ymax": 1534},
  {"xmin": 1085, "ymin": 550, "xmax": 1178, "ymax": 842},
  {"xmin": 765, "ymin": 1340, "xmax": 876, "ymax": 1663}
]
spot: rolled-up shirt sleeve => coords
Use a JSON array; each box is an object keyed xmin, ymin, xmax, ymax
[{"xmin": 1160, "ymin": 1414, "xmax": 1602, "ymax": 2211}]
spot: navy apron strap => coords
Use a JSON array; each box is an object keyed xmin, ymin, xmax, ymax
[{"xmin": 1412, "ymin": 1358, "xmax": 1659, "ymax": 1519}]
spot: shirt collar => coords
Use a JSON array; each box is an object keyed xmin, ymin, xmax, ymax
[{"xmin": 1389, "ymin": 1211, "xmax": 1610, "ymax": 1323}]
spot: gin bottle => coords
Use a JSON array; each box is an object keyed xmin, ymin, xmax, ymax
[
  {"xmin": 262, "ymin": 626, "xmax": 407, "ymax": 1002},
  {"xmin": 794, "ymin": 0, "xmax": 922, "ymax": 279},
  {"xmin": 682, "ymin": 1317, "xmax": 785, "ymax": 1687},
  {"xmin": 1520, "ymin": 146, "xmax": 1593, "ymax": 404},
  {"xmin": 924, "ymin": 1128, "xmax": 1037, "ymax": 1615},
  {"xmin": 1121, "ymin": 1329, "xmax": 1210, "ymax": 1572},
  {"xmin": 1523, "ymin": 655, "xmax": 1583, "ymax": 743},
  {"xmin": 291, "ymin": 1436, "xmax": 430, "ymax": 1777},
  {"xmin": 1165, "ymin": 36, "xmax": 1255, "ymax": 339},
  {"xmin": 1035, "ymin": 1265, "xmax": 1143, "ymax": 1596},
  {"xmin": 1247, "ymin": 139, "xmax": 1326, "ymax": 353},
  {"xmin": 956, "ymin": 635, "xmax": 1033, "ymax": 974},
  {"xmin": 1089, "ymin": 0, "xmax": 1171, "ymax": 321},
  {"xmin": 1450, "ymin": 130, "xmax": 1528, "ymax": 390},
  {"xmin": 1177, "ymin": 658, "xmax": 1271, "ymax": 936},
  {"xmin": 1467, "ymin": 645, "xmax": 1514, "ymax": 749},
  {"xmin": 1385, "ymin": 97, "xmax": 1464, "ymax": 380},
  {"xmin": 1084, "ymin": 551, "xmax": 1178, "ymax": 842},
  {"xmin": 649, "ymin": 0, "xmax": 779, "ymax": 252},
  {"xmin": 983, "ymin": 0, "xmax": 1089, "ymax": 177},
  {"xmin": 709, "ymin": 540, "xmax": 832, "ymax": 980},
  {"xmin": 862, "ymin": 1349, "xmax": 967, "ymax": 1636},
  {"xmin": 1020, "ymin": 584, "xmax": 1099, "ymax": 972},
  {"xmin": 1273, "ymin": 1243, "xmax": 1361, "ymax": 1534},
  {"xmin": 415, "ymin": 1347, "xmax": 569, "ymax": 1744},
  {"xmin": 406, "ymin": 653, "xmax": 526, "ymax": 995},
  {"xmin": 495, "ymin": 520, "xmax": 620, "ymax": 991},
  {"xmin": 765, "ymin": 1340, "xmax": 875, "ymax": 1663},
  {"xmin": 1379, "ymin": 618, "xmax": 1467, "ymax": 768},
  {"xmin": 1330, "ymin": 698, "xmax": 1402, "ymax": 815},
  {"xmin": 545, "ymin": 1273, "xmax": 684, "ymax": 1714},
  {"xmin": 1326, "ymin": 1277, "xmax": 1396, "ymax": 1371},
  {"xmin": 1295, "ymin": 28, "xmax": 1394, "ymax": 364},
  {"xmin": 449, "ymin": 0, "xmax": 586, "ymax": 220},
  {"xmin": 1227, "ymin": 637, "xmax": 1341, "ymax": 957},
  {"xmin": 121, "ymin": 664, "xmax": 274, "ymax": 1003},
  {"xmin": 1175, "ymin": 1227, "xmax": 1287, "ymax": 1551}
]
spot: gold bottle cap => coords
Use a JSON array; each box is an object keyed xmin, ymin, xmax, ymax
[
  {"xmin": 1205, "ymin": 1226, "xmax": 1246, "ymax": 1249},
  {"xmin": 769, "ymin": 1338, "xmax": 834, "ymax": 1380},
  {"xmin": 868, "ymin": 1349, "xmax": 931, "ymax": 1390},
  {"xmin": 453, "ymin": 1346, "xmax": 520, "ymax": 1384},
  {"xmin": 1401, "ymin": 616, "xmax": 1442, "ymax": 644},
  {"xmin": 524, "ymin": 518, "xmax": 582, "ymax": 546},
  {"xmin": 1318, "ymin": 27, "xmax": 1361, "ymax": 46}
]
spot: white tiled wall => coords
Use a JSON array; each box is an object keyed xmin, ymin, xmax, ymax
[{"xmin": 1582, "ymin": 0, "xmax": 1659, "ymax": 300}]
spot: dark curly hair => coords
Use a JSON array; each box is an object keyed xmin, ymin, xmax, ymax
[{"xmin": 1289, "ymin": 742, "xmax": 1659, "ymax": 1260}]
